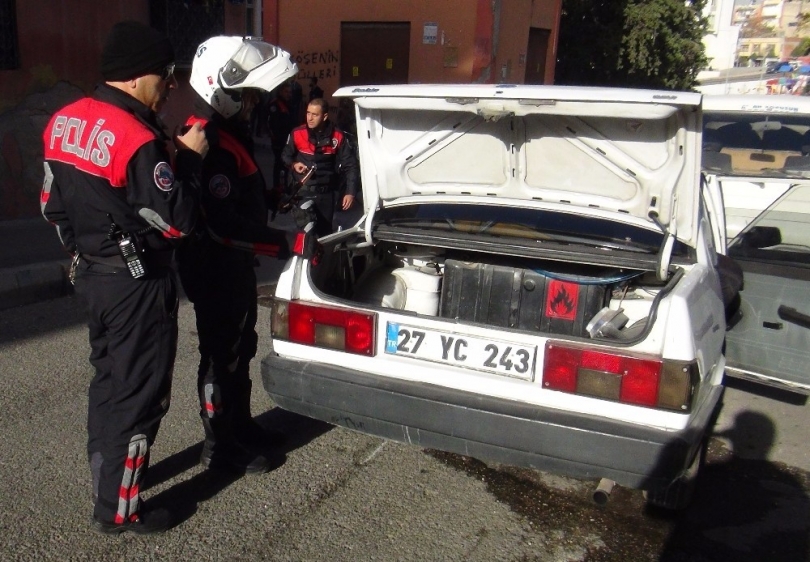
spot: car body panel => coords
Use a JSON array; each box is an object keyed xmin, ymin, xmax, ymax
[
  {"xmin": 264, "ymin": 354, "xmax": 723, "ymax": 489},
  {"xmin": 725, "ymin": 184, "xmax": 810, "ymax": 393},
  {"xmin": 335, "ymin": 84, "xmax": 703, "ymax": 249}
]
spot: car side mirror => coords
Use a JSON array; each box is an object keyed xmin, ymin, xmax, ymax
[{"xmin": 739, "ymin": 226, "xmax": 782, "ymax": 249}]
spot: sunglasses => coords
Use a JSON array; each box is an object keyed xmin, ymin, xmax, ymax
[{"xmin": 159, "ymin": 63, "xmax": 176, "ymax": 81}]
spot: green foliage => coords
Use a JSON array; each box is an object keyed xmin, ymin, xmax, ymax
[
  {"xmin": 792, "ymin": 37, "xmax": 810, "ymax": 57},
  {"xmin": 555, "ymin": 0, "xmax": 708, "ymax": 91}
]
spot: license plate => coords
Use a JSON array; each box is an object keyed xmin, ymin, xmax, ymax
[{"xmin": 385, "ymin": 322, "xmax": 536, "ymax": 380}]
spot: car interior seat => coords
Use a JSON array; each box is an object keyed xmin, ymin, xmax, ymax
[
  {"xmin": 716, "ymin": 121, "xmax": 760, "ymax": 149},
  {"xmin": 701, "ymin": 150, "xmax": 733, "ymax": 173},
  {"xmin": 761, "ymin": 127, "xmax": 803, "ymax": 151}
]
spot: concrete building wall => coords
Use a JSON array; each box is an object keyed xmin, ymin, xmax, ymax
[{"xmin": 703, "ymin": 0, "xmax": 741, "ymax": 70}]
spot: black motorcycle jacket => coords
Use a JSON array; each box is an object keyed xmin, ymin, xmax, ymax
[
  {"xmin": 41, "ymin": 83, "xmax": 202, "ymax": 260},
  {"xmin": 281, "ymin": 120, "xmax": 358, "ymax": 196},
  {"xmin": 182, "ymin": 113, "xmax": 290, "ymax": 262}
]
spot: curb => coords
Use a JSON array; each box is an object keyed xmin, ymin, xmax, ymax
[{"xmin": 0, "ymin": 260, "xmax": 73, "ymax": 311}]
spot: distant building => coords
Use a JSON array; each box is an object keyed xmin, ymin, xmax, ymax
[
  {"xmin": 736, "ymin": 0, "xmax": 809, "ymax": 64},
  {"xmin": 703, "ymin": 0, "xmax": 741, "ymax": 69}
]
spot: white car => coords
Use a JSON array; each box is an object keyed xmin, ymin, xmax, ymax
[
  {"xmin": 262, "ymin": 85, "xmax": 729, "ymax": 510},
  {"xmin": 701, "ymin": 94, "xmax": 810, "ymax": 241}
]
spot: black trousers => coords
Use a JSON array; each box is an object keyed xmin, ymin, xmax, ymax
[
  {"xmin": 178, "ymin": 257, "xmax": 258, "ymax": 443},
  {"xmin": 74, "ymin": 260, "xmax": 178, "ymax": 524}
]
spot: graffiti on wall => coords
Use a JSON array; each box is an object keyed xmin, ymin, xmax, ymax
[{"xmin": 293, "ymin": 49, "xmax": 339, "ymax": 81}]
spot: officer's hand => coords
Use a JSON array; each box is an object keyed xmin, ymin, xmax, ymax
[
  {"xmin": 341, "ymin": 194, "xmax": 355, "ymax": 211},
  {"xmin": 176, "ymin": 122, "xmax": 209, "ymax": 159},
  {"xmin": 292, "ymin": 199, "xmax": 316, "ymax": 229},
  {"xmin": 292, "ymin": 162, "xmax": 308, "ymax": 174}
]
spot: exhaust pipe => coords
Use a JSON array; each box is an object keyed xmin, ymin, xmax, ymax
[{"xmin": 593, "ymin": 478, "xmax": 615, "ymax": 505}]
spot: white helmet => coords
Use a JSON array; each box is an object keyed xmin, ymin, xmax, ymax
[{"xmin": 190, "ymin": 36, "xmax": 299, "ymax": 119}]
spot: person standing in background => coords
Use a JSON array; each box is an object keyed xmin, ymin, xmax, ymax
[
  {"xmin": 266, "ymin": 82, "xmax": 298, "ymax": 192},
  {"xmin": 289, "ymin": 78, "xmax": 304, "ymax": 125},
  {"xmin": 308, "ymin": 76, "xmax": 324, "ymax": 102},
  {"xmin": 281, "ymin": 98, "xmax": 358, "ymax": 236}
]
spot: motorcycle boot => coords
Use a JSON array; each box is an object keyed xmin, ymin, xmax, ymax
[
  {"xmin": 232, "ymin": 378, "xmax": 287, "ymax": 448},
  {"xmin": 199, "ymin": 412, "xmax": 275, "ymax": 474}
]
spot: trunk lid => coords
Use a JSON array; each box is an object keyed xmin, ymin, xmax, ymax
[{"xmin": 335, "ymin": 84, "xmax": 703, "ymax": 248}]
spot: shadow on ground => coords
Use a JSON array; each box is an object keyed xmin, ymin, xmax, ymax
[
  {"xmin": 143, "ymin": 408, "xmax": 333, "ymax": 527},
  {"xmin": 430, "ymin": 409, "xmax": 810, "ymax": 562}
]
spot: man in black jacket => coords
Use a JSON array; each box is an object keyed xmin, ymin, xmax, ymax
[
  {"xmin": 181, "ymin": 35, "xmax": 300, "ymax": 474},
  {"xmin": 41, "ymin": 20, "xmax": 208, "ymax": 534},
  {"xmin": 281, "ymin": 98, "xmax": 359, "ymax": 236}
]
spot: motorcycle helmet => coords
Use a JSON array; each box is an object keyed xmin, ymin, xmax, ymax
[{"xmin": 190, "ymin": 36, "xmax": 299, "ymax": 119}]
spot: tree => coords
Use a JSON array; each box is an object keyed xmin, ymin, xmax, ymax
[
  {"xmin": 792, "ymin": 37, "xmax": 810, "ymax": 57},
  {"xmin": 740, "ymin": 14, "xmax": 776, "ymax": 38},
  {"xmin": 555, "ymin": 0, "xmax": 708, "ymax": 91}
]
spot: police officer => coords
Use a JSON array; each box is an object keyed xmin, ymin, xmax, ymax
[
  {"xmin": 179, "ymin": 36, "xmax": 299, "ymax": 473},
  {"xmin": 281, "ymin": 98, "xmax": 359, "ymax": 236},
  {"xmin": 41, "ymin": 20, "xmax": 208, "ymax": 534}
]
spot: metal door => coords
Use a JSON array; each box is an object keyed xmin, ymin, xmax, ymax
[
  {"xmin": 524, "ymin": 27, "xmax": 550, "ymax": 85},
  {"xmin": 725, "ymin": 183, "xmax": 810, "ymax": 394},
  {"xmin": 340, "ymin": 22, "xmax": 410, "ymax": 87}
]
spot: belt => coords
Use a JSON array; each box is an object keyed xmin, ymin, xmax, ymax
[
  {"xmin": 82, "ymin": 250, "xmax": 174, "ymax": 269},
  {"xmin": 299, "ymin": 184, "xmax": 332, "ymax": 195}
]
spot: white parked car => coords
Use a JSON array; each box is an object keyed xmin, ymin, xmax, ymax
[
  {"xmin": 701, "ymin": 94, "xmax": 810, "ymax": 241},
  {"xmin": 262, "ymin": 85, "xmax": 730, "ymax": 509}
]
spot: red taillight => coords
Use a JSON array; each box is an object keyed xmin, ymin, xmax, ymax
[
  {"xmin": 273, "ymin": 300, "xmax": 376, "ymax": 356},
  {"xmin": 543, "ymin": 341, "xmax": 694, "ymax": 411}
]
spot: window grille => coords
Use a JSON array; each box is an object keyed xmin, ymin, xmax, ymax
[{"xmin": 150, "ymin": 0, "xmax": 225, "ymax": 68}]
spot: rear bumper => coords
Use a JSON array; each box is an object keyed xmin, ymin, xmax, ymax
[{"xmin": 261, "ymin": 354, "xmax": 723, "ymax": 489}]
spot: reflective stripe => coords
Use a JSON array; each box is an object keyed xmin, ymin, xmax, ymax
[
  {"xmin": 114, "ymin": 434, "xmax": 148, "ymax": 524},
  {"xmin": 40, "ymin": 162, "xmax": 53, "ymax": 215},
  {"xmin": 204, "ymin": 383, "xmax": 222, "ymax": 418}
]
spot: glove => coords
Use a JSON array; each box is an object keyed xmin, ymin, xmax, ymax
[
  {"xmin": 293, "ymin": 221, "xmax": 323, "ymax": 265},
  {"xmin": 292, "ymin": 199, "xmax": 317, "ymax": 229}
]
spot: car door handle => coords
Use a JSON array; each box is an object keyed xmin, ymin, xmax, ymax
[{"xmin": 778, "ymin": 305, "xmax": 810, "ymax": 330}]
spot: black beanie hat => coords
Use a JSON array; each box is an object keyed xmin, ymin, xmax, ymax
[{"xmin": 101, "ymin": 21, "xmax": 175, "ymax": 81}]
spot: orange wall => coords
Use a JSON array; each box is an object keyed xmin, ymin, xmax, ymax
[
  {"xmin": 270, "ymin": 0, "xmax": 560, "ymax": 102},
  {"xmin": 0, "ymin": 0, "xmax": 248, "ymax": 111},
  {"xmin": 496, "ymin": 0, "xmax": 561, "ymax": 84},
  {"xmin": 0, "ymin": 1, "xmax": 149, "ymax": 108}
]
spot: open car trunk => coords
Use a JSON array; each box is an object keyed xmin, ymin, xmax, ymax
[
  {"xmin": 312, "ymin": 216, "xmax": 684, "ymax": 347},
  {"xmin": 264, "ymin": 85, "xmax": 726, "ymax": 510}
]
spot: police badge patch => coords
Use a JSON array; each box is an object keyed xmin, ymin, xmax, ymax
[
  {"xmin": 209, "ymin": 174, "xmax": 231, "ymax": 198},
  {"xmin": 153, "ymin": 162, "xmax": 175, "ymax": 191},
  {"xmin": 331, "ymin": 137, "xmax": 339, "ymax": 149}
]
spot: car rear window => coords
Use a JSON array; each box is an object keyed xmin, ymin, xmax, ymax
[{"xmin": 702, "ymin": 110, "xmax": 810, "ymax": 178}]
